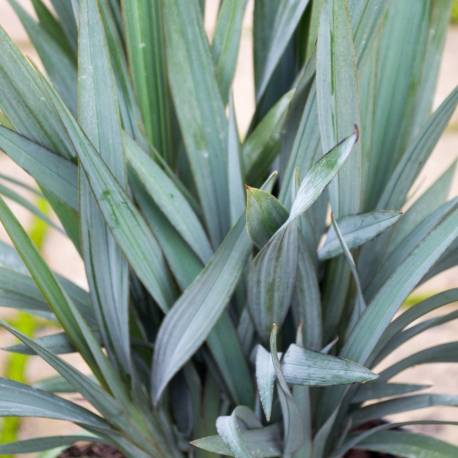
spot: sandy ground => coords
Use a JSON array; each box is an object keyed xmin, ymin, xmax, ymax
[{"xmin": 0, "ymin": 1, "xmax": 456, "ymax": 455}]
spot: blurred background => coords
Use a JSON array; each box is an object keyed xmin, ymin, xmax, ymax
[{"xmin": 0, "ymin": 1, "xmax": 457, "ymax": 456}]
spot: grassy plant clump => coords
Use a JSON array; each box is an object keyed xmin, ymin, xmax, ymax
[{"xmin": 0, "ymin": 1, "xmax": 457, "ymax": 457}]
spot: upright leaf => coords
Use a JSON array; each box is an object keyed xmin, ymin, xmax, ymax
[
  {"xmin": 49, "ymin": 0, "xmax": 78, "ymax": 50},
  {"xmin": 248, "ymin": 223, "xmax": 299, "ymax": 341},
  {"xmin": 243, "ymin": 90, "xmax": 294, "ymax": 186},
  {"xmin": 293, "ymin": 234, "xmax": 322, "ymax": 350},
  {"xmin": 8, "ymin": 0, "xmax": 77, "ymax": 112},
  {"xmin": 255, "ymin": 0, "xmax": 311, "ymax": 100},
  {"xmin": 227, "ymin": 100, "xmax": 246, "ymax": 226},
  {"xmin": 162, "ymin": 0, "xmax": 230, "ymax": 246},
  {"xmin": 78, "ymin": 0, "xmax": 130, "ymax": 372},
  {"xmin": 152, "ymin": 217, "xmax": 251, "ymax": 402},
  {"xmin": 122, "ymin": 0, "xmax": 173, "ymax": 163},
  {"xmin": 125, "ymin": 135, "xmax": 212, "ymax": 263},
  {"xmin": 289, "ymin": 131, "xmax": 358, "ymax": 221},
  {"xmin": 316, "ymin": 0, "xmax": 362, "ymax": 217},
  {"xmin": 211, "ymin": 0, "xmax": 248, "ymax": 102},
  {"xmin": 378, "ymin": 88, "xmax": 458, "ymax": 210}
]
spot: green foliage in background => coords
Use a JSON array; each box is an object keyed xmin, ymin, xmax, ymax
[
  {"xmin": 0, "ymin": 198, "xmax": 49, "ymax": 458},
  {"xmin": 0, "ymin": 1, "xmax": 456, "ymax": 457},
  {"xmin": 452, "ymin": 0, "xmax": 458, "ymax": 23}
]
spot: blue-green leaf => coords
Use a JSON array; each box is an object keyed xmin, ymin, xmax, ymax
[
  {"xmin": 318, "ymin": 211, "xmax": 401, "ymax": 260},
  {"xmin": 152, "ymin": 216, "xmax": 251, "ymax": 402}
]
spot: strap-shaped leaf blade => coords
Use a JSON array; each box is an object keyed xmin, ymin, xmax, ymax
[
  {"xmin": 343, "ymin": 206, "xmax": 458, "ymax": 365},
  {"xmin": 248, "ymin": 223, "xmax": 299, "ymax": 341},
  {"xmin": 49, "ymin": 0, "xmax": 77, "ymax": 51},
  {"xmin": 282, "ymin": 344, "xmax": 376, "ymax": 386},
  {"xmin": 212, "ymin": 0, "xmax": 248, "ymax": 103},
  {"xmin": 332, "ymin": 420, "xmax": 458, "ymax": 458},
  {"xmin": 379, "ymin": 341, "xmax": 458, "ymax": 382},
  {"xmin": 255, "ymin": 345, "xmax": 276, "ymax": 421},
  {"xmin": 371, "ymin": 289, "xmax": 458, "ymax": 363},
  {"xmin": 318, "ymin": 211, "xmax": 401, "ymax": 260},
  {"xmin": 352, "ymin": 382, "xmax": 430, "ymax": 404},
  {"xmin": 365, "ymin": 198, "xmax": 458, "ymax": 299},
  {"xmin": 243, "ymin": 90, "xmax": 293, "ymax": 185},
  {"xmin": 387, "ymin": 162, "xmax": 456, "ymax": 255},
  {"xmin": 270, "ymin": 325, "xmax": 305, "ymax": 455},
  {"xmin": 0, "ymin": 181, "xmax": 60, "ymax": 231},
  {"xmin": 256, "ymin": 0, "xmax": 311, "ymax": 100},
  {"xmin": 134, "ymin": 179, "xmax": 254, "ymax": 406},
  {"xmin": 122, "ymin": 0, "xmax": 173, "ymax": 163},
  {"xmin": 351, "ymin": 394, "xmax": 458, "ymax": 427},
  {"xmin": 289, "ymin": 131, "xmax": 358, "ymax": 221},
  {"xmin": 378, "ymin": 87, "xmax": 458, "ymax": 210},
  {"xmin": 0, "ymin": 378, "xmax": 110, "ymax": 432},
  {"xmin": 78, "ymin": 0, "xmax": 131, "ymax": 372},
  {"xmin": 8, "ymin": 0, "xmax": 77, "ymax": 113},
  {"xmin": 335, "ymin": 422, "xmax": 458, "ymax": 457},
  {"xmin": 152, "ymin": 216, "xmax": 252, "ymax": 402},
  {"xmin": 162, "ymin": 0, "xmax": 230, "ymax": 246},
  {"xmin": 0, "ymin": 435, "xmax": 93, "ymax": 455},
  {"xmin": 316, "ymin": 0, "xmax": 362, "ymax": 217},
  {"xmin": 0, "ymin": 26, "xmax": 74, "ymax": 158},
  {"xmin": 0, "ymin": 195, "xmax": 130, "ymax": 402},
  {"xmin": 293, "ymin": 233, "xmax": 322, "ymax": 350},
  {"xmin": 227, "ymin": 100, "xmax": 245, "ymax": 226},
  {"xmin": 375, "ymin": 309, "xmax": 458, "ymax": 365},
  {"xmin": 125, "ymin": 134, "xmax": 212, "ymax": 263}
]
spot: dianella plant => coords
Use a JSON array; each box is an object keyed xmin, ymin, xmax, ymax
[{"xmin": 0, "ymin": 0, "xmax": 457, "ymax": 457}]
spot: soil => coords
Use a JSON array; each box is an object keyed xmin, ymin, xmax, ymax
[
  {"xmin": 58, "ymin": 443, "xmax": 126, "ymax": 458},
  {"xmin": 344, "ymin": 451, "xmax": 396, "ymax": 458}
]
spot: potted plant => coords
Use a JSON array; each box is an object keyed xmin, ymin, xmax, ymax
[{"xmin": 0, "ymin": 0, "xmax": 457, "ymax": 457}]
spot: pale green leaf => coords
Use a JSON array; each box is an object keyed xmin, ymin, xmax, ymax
[
  {"xmin": 351, "ymin": 394, "xmax": 458, "ymax": 427},
  {"xmin": 358, "ymin": 431, "xmax": 458, "ymax": 458},
  {"xmin": 352, "ymin": 382, "xmax": 430, "ymax": 404},
  {"xmin": 318, "ymin": 211, "xmax": 401, "ymax": 260},
  {"xmin": 8, "ymin": 0, "xmax": 77, "ymax": 112},
  {"xmin": 212, "ymin": 0, "xmax": 248, "ymax": 102},
  {"xmin": 289, "ymin": 131, "xmax": 358, "ymax": 221},
  {"xmin": 162, "ymin": 0, "xmax": 230, "ymax": 245},
  {"xmin": 125, "ymin": 134, "xmax": 212, "ymax": 263},
  {"xmin": 152, "ymin": 216, "xmax": 251, "ymax": 402},
  {"xmin": 192, "ymin": 424, "xmax": 282, "ymax": 457},
  {"xmin": 248, "ymin": 223, "xmax": 299, "ymax": 340},
  {"xmin": 316, "ymin": 0, "xmax": 361, "ymax": 217},
  {"xmin": 0, "ymin": 378, "xmax": 110, "ymax": 432},
  {"xmin": 255, "ymin": 345, "xmax": 276, "ymax": 421},
  {"xmin": 282, "ymin": 344, "xmax": 376, "ymax": 386},
  {"xmin": 293, "ymin": 233, "xmax": 322, "ymax": 350},
  {"xmin": 0, "ymin": 435, "xmax": 93, "ymax": 455}
]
